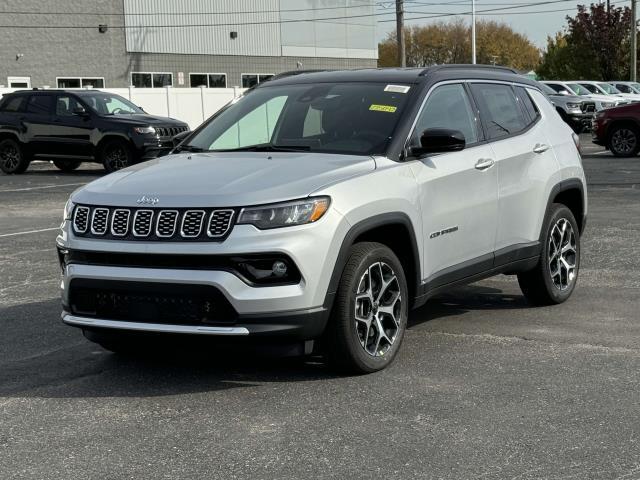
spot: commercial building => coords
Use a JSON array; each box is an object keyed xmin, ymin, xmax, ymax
[{"xmin": 1, "ymin": 0, "xmax": 378, "ymax": 89}]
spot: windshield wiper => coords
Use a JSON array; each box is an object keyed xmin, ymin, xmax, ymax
[
  {"xmin": 214, "ymin": 143, "xmax": 311, "ymax": 152},
  {"xmin": 491, "ymin": 120, "xmax": 510, "ymax": 134},
  {"xmin": 174, "ymin": 144, "xmax": 205, "ymax": 153}
]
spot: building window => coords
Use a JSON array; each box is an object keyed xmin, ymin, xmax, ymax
[
  {"xmin": 131, "ymin": 72, "xmax": 173, "ymax": 88},
  {"xmin": 241, "ymin": 73, "xmax": 274, "ymax": 88},
  {"xmin": 189, "ymin": 73, "xmax": 227, "ymax": 88},
  {"xmin": 56, "ymin": 77, "xmax": 105, "ymax": 88}
]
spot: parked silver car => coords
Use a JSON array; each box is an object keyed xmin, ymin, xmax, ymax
[{"xmin": 57, "ymin": 66, "xmax": 587, "ymax": 373}]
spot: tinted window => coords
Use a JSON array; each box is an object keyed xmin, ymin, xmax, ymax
[
  {"xmin": 57, "ymin": 78, "xmax": 81, "ymax": 88},
  {"xmin": 242, "ymin": 75, "xmax": 258, "ymax": 88},
  {"xmin": 25, "ymin": 95, "xmax": 53, "ymax": 115},
  {"xmin": 0, "ymin": 96, "xmax": 26, "ymax": 112},
  {"xmin": 190, "ymin": 74, "xmax": 208, "ymax": 87},
  {"xmin": 515, "ymin": 86, "xmax": 540, "ymax": 125},
  {"xmin": 153, "ymin": 73, "xmax": 172, "ymax": 87},
  {"xmin": 209, "ymin": 74, "xmax": 226, "ymax": 88},
  {"xmin": 132, "ymin": 73, "xmax": 152, "ymax": 88},
  {"xmin": 413, "ymin": 83, "xmax": 478, "ymax": 145},
  {"xmin": 616, "ymin": 84, "xmax": 632, "ymax": 93},
  {"xmin": 470, "ymin": 83, "xmax": 526, "ymax": 139},
  {"xmin": 56, "ymin": 96, "xmax": 84, "ymax": 116},
  {"xmin": 580, "ymin": 83, "xmax": 598, "ymax": 94},
  {"xmin": 546, "ymin": 83, "xmax": 564, "ymax": 93}
]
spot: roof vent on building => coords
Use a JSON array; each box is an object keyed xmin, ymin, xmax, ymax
[
  {"xmin": 230, "ymin": 31, "xmax": 238, "ymax": 39},
  {"xmin": 99, "ymin": 24, "xmax": 108, "ymax": 34}
]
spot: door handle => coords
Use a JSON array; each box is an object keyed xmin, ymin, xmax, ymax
[
  {"xmin": 533, "ymin": 143, "xmax": 550, "ymax": 154},
  {"xmin": 475, "ymin": 158, "xmax": 495, "ymax": 170}
]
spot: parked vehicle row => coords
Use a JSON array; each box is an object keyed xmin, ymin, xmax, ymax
[{"xmin": 0, "ymin": 89, "xmax": 189, "ymax": 174}]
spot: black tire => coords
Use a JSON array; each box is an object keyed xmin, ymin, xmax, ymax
[
  {"xmin": 99, "ymin": 138, "xmax": 133, "ymax": 173},
  {"xmin": 518, "ymin": 203, "xmax": 580, "ymax": 306},
  {"xmin": 53, "ymin": 160, "xmax": 82, "ymax": 172},
  {"xmin": 325, "ymin": 242, "xmax": 409, "ymax": 374},
  {"xmin": 608, "ymin": 124, "xmax": 640, "ymax": 157},
  {"xmin": 0, "ymin": 138, "xmax": 30, "ymax": 174}
]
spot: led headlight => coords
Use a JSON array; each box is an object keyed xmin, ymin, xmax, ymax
[
  {"xmin": 133, "ymin": 126, "xmax": 156, "ymax": 135},
  {"xmin": 566, "ymin": 103, "xmax": 581, "ymax": 109},
  {"xmin": 63, "ymin": 199, "xmax": 75, "ymax": 220},
  {"xmin": 237, "ymin": 197, "xmax": 330, "ymax": 229}
]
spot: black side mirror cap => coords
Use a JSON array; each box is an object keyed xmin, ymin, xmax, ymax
[
  {"xmin": 72, "ymin": 107, "xmax": 89, "ymax": 117},
  {"xmin": 408, "ymin": 128, "xmax": 466, "ymax": 157}
]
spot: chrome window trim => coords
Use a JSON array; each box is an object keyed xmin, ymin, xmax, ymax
[
  {"xmin": 155, "ymin": 210, "xmax": 179, "ymax": 238},
  {"xmin": 110, "ymin": 209, "xmax": 131, "ymax": 237},
  {"xmin": 207, "ymin": 209, "xmax": 235, "ymax": 238},
  {"xmin": 90, "ymin": 207, "xmax": 109, "ymax": 236},
  {"xmin": 180, "ymin": 210, "xmax": 206, "ymax": 238},
  {"xmin": 132, "ymin": 209, "xmax": 154, "ymax": 238}
]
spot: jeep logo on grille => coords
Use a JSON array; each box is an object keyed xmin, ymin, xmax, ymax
[{"xmin": 136, "ymin": 195, "xmax": 159, "ymax": 206}]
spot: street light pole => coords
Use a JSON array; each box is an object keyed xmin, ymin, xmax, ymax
[
  {"xmin": 632, "ymin": 0, "xmax": 637, "ymax": 82},
  {"xmin": 471, "ymin": 0, "xmax": 477, "ymax": 64}
]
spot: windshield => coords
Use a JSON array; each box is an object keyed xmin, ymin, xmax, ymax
[
  {"xmin": 567, "ymin": 83, "xmax": 590, "ymax": 96},
  {"xmin": 186, "ymin": 82, "xmax": 412, "ymax": 156},
  {"xmin": 631, "ymin": 83, "xmax": 640, "ymax": 93},
  {"xmin": 539, "ymin": 83, "xmax": 557, "ymax": 96},
  {"xmin": 80, "ymin": 93, "xmax": 144, "ymax": 115},
  {"xmin": 598, "ymin": 83, "xmax": 621, "ymax": 94}
]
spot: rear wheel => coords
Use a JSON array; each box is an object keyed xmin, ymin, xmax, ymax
[
  {"xmin": 53, "ymin": 160, "xmax": 82, "ymax": 172},
  {"xmin": 518, "ymin": 204, "xmax": 580, "ymax": 305},
  {"xmin": 325, "ymin": 242, "xmax": 408, "ymax": 374},
  {"xmin": 0, "ymin": 138, "xmax": 30, "ymax": 174},
  {"xmin": 609, "ymin": 125, "xmax": 640, "ymax": 157},
  {"xmin": 99, "ymin": 139, "xmax": 133, "ymax": 173}
]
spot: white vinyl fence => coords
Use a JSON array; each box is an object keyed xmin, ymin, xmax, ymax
[{"xmin": 0, "ymin": 86, "xmax": 244, "ymax": 131}]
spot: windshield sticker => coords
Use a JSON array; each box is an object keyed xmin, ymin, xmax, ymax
[
  {"xmin": 384, "ymin": 85, "xmax": 410, "ymax": 94},
  {"xmin": 369, "ymin": 104, "xmax": 397, "ymax": 113}
]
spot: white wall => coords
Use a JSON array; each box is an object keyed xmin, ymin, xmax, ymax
[{"xmin": 0, "ymin": 87, "xmax": 242, "ymax": 130}]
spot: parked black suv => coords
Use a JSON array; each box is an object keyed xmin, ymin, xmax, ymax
[{"xmin": 0, "ymin": 89, "xmax": 189, "ymax": 174}]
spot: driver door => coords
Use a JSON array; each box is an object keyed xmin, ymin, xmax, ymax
[{"xmin": 408, "ymin": 83, "xmax": 498, "ymax": 282}]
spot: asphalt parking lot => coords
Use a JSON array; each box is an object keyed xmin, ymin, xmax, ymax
[{"xmin": 1, "ymin": 137, "xmax": 639, "ymax": 479}]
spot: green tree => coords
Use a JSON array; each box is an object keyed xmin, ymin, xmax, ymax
[{"xmin": 378, "ymin": 19, "xmax": 540, "ymax": 71}]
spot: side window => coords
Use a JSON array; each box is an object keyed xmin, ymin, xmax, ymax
[
  {"xmin": 412, "ymin": 83, "xmax": 479, "ymax": 145},
  {"xmin": 514, "ymin": 86, "xmax": 540, "ymax": 125},
  {"xmin": 617, "ymin": 84, "xmax": 632, "ymax": 93},
  {"xmin": 56, "ymin": 96, "xmax": 84, "ymax": 116},
  {"xmin": 0, "ymin": 96, "xmax": 26, "ymax": 112},
  {"xmin": 25, "ymin": 95, "xmax": 53, "ymax": 115},
  {"xmin": 547, "ymin": 83, "xmax": 563, "ymax": 93},
  {"xmin": 470, "ymin": 83, "xmax": 526, "ymax": 139}
]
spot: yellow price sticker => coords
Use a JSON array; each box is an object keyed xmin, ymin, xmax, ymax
[{"xmin": 369, "ymin": 104, "xmax": 397, "ymax": 113}]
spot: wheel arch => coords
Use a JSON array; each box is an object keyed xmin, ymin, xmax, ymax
[
  {"xmin": 546, "ymin": 178, "xmax": 586, "ymax": 234},
  {"xmin": 324, "ymin": 212, "xmax": 422, "ymax": 311},
  {"xmin": 605, "ymin": 117, "xmax": 640, "ymax": 142},
  {"xmin": 96, "ymin": 133, "xmax": 133, "ymax": 152}
]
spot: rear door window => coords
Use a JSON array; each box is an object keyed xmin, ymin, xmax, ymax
[
  {"xmin": 25, "ymin": 94, "xmax": 53, "ymax": 115},
  {"xmin": 470, "ymin": 83, "xmax": 527, "ymax": 139}
]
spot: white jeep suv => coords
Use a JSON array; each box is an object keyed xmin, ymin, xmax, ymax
[{"xmin": 57, "ymin": 66, "xmax": 587, "ymax": 373}]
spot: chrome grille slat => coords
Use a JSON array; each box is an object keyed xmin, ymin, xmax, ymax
[
  {"xmin": 207, "ymin": 210, "xmax": 234, "ymax": 238},
  {"xmin": 156, "ymin": 210, "xmax": 179, "ymax": 238},
  {"xmin": 181, "ymin": 210, "xmax": 205, "ymax": 238},
  {"xmin": 73, "ymin": 206, "xmax": 90, "ymax": 233},
  {"xmin": 110, "ymin": 209, "xmax": 131, "ymax": 237},
  {"xmin": 133, "ymin": 210, "xmax": 154, "ymax": 237},
  {"xmin": 91, "ymin": 208, "xmax": 109, "ymax": 235}
]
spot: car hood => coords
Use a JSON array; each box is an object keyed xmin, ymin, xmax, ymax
[
  {"xmin": 72, "ymin": 151, "xmax": 376, "ymax": 207},
  {"xmin": 550, "ymin": 94, "xmax": 585, "ymax": 103},
  {"xmin": 99, "ymin": 114, "xmax": 188, "ymax": 127},
  {"xmin": 585, "ymin": 94, "xmax": 626, "ymax": 103}
]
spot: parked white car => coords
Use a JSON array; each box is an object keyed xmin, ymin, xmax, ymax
[
  {"xmin": 577, "ymin": 81, "xmax": 640, "ymax": 102},
  {"xmin": 542, "ymin": 81, "xmax": 629, "ymax": 110}
]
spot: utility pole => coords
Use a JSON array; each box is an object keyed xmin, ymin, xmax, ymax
[
  {"xmin": 633, "ymin": 0, "xmax": 637, "ymax": 82},
  {"xmin": 472, "ymin": 0, "xmax": 476, "ymax": 64},
  {"xmin": 396, "ymin": 0, "xmax": 406, "ymax": 67}
]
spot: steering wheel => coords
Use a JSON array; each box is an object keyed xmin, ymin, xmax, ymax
[{"xmin": 111, "ymin": 108, "xmax": 126, "ymax": 115}]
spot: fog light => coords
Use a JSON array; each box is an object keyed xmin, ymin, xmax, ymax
[{"xmin": 272, "ymin": 261, "xmax": 288, "ymax": 277}]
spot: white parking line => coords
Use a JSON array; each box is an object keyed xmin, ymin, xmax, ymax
[
  {"xmin": 0, "ymin": 227, "xmax": 59, "ymax": 238},
  {"xmin": 0, "ymin": 182, "xmax": 86, "ymax": 193}
]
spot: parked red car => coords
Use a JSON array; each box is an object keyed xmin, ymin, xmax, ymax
[{"xmin": 592, "ymin": 102, "xmax": 640, "ymax": 157}]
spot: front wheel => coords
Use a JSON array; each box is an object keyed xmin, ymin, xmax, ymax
[
  {"xmin": 518, "ymin": 203, "xmax": 580, "ymax": 305},
  {"xmin": 99, "ymin": 139, "xmax": 133, "ymax": 173},
  {"xmin": 325, "ymin": 242, "xmax": 408, "ymax": 374},
  {"xmin": 609, "ymin": 125, "xmax": 639, "ymax": 157},
  {"xmin": 53, "ymin": 160, "xmax": 82, "ymax": 172},
  {"xmin": 0, "ymin": 138, "xmax": 30, "ymax": 174}
]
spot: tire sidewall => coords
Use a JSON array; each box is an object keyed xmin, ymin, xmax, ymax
[
  {"xmin": 539, "ymin": 204, "xmax": 581, "ymax": 303},
  {"xmin": 609, "ymin": 125, "xmax": 639, "ymax": 157},
  {"xmin": 335, "ymin": 244, "xmax": 409, "ymax": 372},
  {"xmin": 100, "ymin": 139, "xmax": 133, "ymax": 173},
  {"xmin": 0, "ymin": 138, "xmax": 28, "ymax": 174}
]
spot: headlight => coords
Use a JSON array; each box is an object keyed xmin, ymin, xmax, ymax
[
  {"xmin": 601, "ymin": 102, "xmax": 615, "ymax": 109},
  {"xmin": 566, "ymin": 103, "xmax": 581, "ymax": 109},
  {"xmin": 238, "ymin": 197, "xmax": 330, "ymax": 229},
  {"xmin": 63, "ymin": 199, "xmax": 75, "ymax": 220},
  {"xmin": 133, "ymin": 126, "xmax": 156, "ymax": 135}
]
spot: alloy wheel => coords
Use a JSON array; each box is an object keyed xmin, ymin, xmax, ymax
[
  {"xmin": 354, "ymin": 262, "xmax": 403, "ymax": 357},
  {"xmin": 548, "ymin": 218, "xmax": 577, "ymax": 291},
  {"xmin": 0, "ymin": 143, "xmax": 20, "ymax": 171},
  {"xmin": 611, "ymin": 128, "xmax": 637, "ymax": 155},
  {"xmin": 104, "ymin": 145, "xmax": 128, "ymax": 171}
]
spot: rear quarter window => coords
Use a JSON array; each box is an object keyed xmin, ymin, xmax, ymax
[
  {"xmin": 470, "ymin": 83, "xmax": 527, "ymax": 139},
  {"xmin": 514, "ymin": 86, "xmax": 541, "ymax": 125},
  {"xmin": 0, "ymin": 95, "xmax": 26, "ymax": 112}
]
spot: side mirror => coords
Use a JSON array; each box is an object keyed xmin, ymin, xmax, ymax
[
  {"xmin": 558, "ymin": 90, "xmax": 570, "ymax": 96},
  {"xmin": 72, "ymin": 107, "xmax": 89, "ymax": 117},
  {"xmin": 172, "ymin": 129, "xmax": 190, "ymax": 147},
  {"xmin": 409, "ymin": 128, "xmax": 466, "ymax": 157}
]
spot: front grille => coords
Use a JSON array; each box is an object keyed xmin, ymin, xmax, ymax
[
  {"xmin": 72, "ymin": 205, "xmax": 235, "ymax": 241},
  {"xmin": 156, "ymin": 126, "xmax": 188, "ymax": 138},
  {"xmin": 69, "ymin": 280, "xmax": 238, "ymax": 326},
  {"xmin": 582, "ymin": 102, "xmax": 596, "ymax": 113}
]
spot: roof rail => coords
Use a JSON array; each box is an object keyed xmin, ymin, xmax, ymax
[
  {"xmin": 419, "ymin": 64, "xmax": 519, "ymax": 76},
  {"xmin": 267, "ymin": 69, "xmax": 329, "ymax": 81}
]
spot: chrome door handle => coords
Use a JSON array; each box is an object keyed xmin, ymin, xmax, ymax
[
  {"xmin": 475, "ymin": 158, "xmax": 494, "ymax": 170},
  {"xmin": 533, "ymin": 143, "xmax": 550, "ymax": 154}
]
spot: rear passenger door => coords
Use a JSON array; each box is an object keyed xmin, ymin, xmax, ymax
[
  {"xmin": 22, "ymin": 93, "xmax": 56, "ymax": 156},
  {"xmin": 409, "ymin": 83, "xmax": 498, "ymax": 282},
  {"xmin": 469, "ymin": 83, "xmax": 558, "ymax": 263}
]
